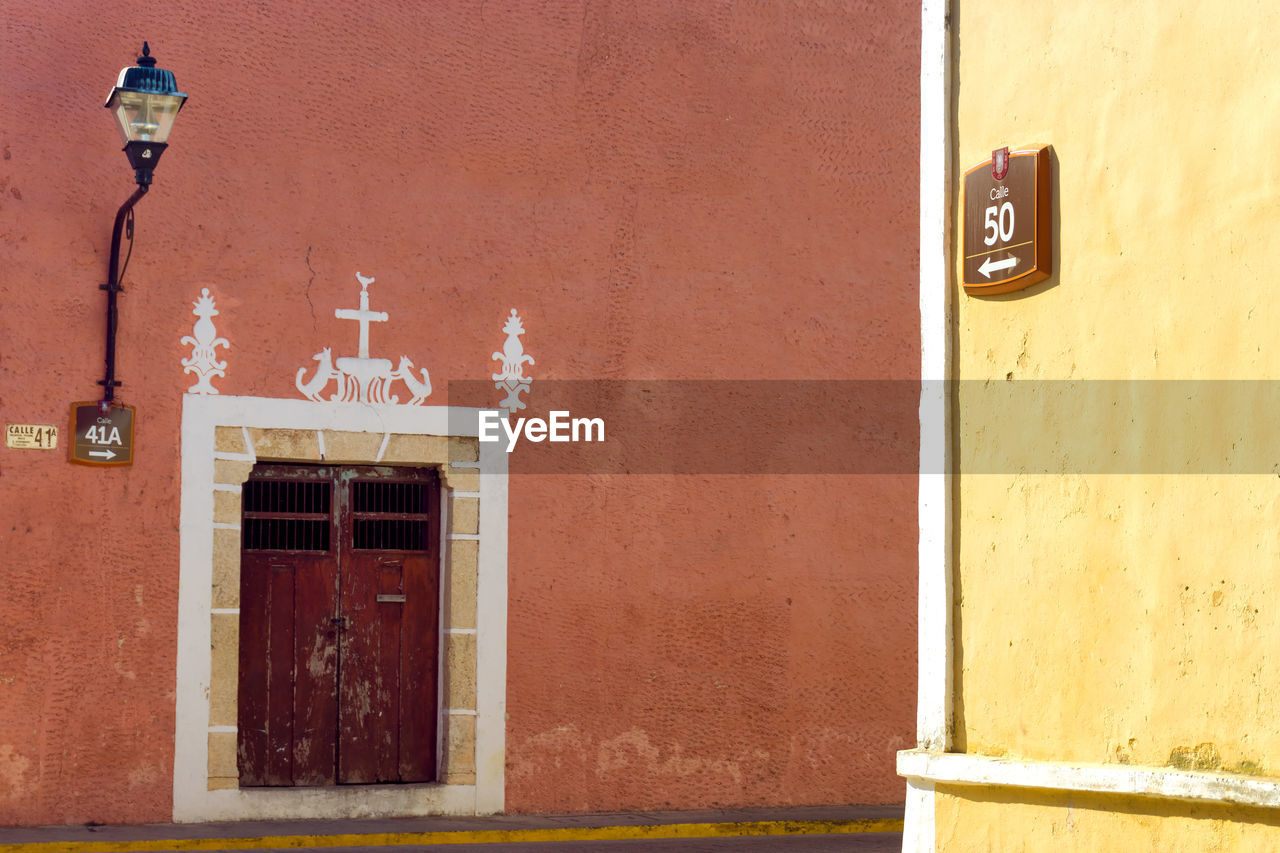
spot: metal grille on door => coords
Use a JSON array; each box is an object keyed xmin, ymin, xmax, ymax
[{"xmin": 237, "ymin": 464, "xmax": 440, "ymax": 786}]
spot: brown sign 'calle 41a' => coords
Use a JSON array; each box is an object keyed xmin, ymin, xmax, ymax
[
  {"xmin": 69, "ymin": 402, "xmax": 135, "ymax": 467},
  {"xmin": 963, "ymin": 144, "xmax": 1052, "ymax": 295}
]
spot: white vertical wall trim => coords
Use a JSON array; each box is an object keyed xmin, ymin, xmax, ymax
[
  {"xmin": 436, "ymin": 481, "xmax": 448, "ymax": 783},
  {"xmin": 174, "ymin": 402, "xmax": 217, "ymax": 822},
  {"xmin": 903, "ymin": 779, "xmax": 937, "ymax": 853},
  {"xmin": 473, "ymin": 437, "xmax": 508, "ymax": 815},
  {"xmin": 917, "ymin": 0, "xmax": 954, "ymax": 755},
  {"xmin": 906, "ymin": 0, "xmax": 953, "ymax": 850}
]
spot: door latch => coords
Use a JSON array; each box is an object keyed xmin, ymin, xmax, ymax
[{"xmin": 330, "ymin": 616, "xmax": 347, "ymax": 629}]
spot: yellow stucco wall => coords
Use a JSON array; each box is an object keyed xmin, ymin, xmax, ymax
[
  {"xmin": 948, "ymin": 0, "xmax": 1280, "ymax": 846},
  {"xmin": 935, "ymin": 786, "xmax": 1280, "ymax": 852}
]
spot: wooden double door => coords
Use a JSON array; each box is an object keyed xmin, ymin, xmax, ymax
[{"xmin": 237, "ymin": 464, "xmax": 440, "ymax": 786}]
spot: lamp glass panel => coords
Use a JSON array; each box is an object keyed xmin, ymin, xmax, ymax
[{"xmin": 109, "ymin": 90, "xmax": 186, "ymax": 144}]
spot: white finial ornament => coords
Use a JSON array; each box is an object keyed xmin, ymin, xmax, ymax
[
  {"xmin": 492, "ymin": 308, "xmax": 534, "ymax": 415},
  {"xmin": 180, "ymin": 288, "xmax": 229, "ymax": 394}
]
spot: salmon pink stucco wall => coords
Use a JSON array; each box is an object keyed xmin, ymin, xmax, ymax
[{"xmin": 0, "ymin": 0, "xmax": 919, "ymax": 824}]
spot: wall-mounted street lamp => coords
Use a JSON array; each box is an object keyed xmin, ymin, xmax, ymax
[{"xmin": 97, "ymin": 42, "xmax": 187, "ymax": 405}]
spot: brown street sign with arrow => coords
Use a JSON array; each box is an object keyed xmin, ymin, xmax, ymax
[
  {"xmin": 69, "ymin": 402, "xmax": 135, "ymax": 467},
  {"xmin": 963, "ymin": 144, "xmax": 1052, "ymax": 295}
]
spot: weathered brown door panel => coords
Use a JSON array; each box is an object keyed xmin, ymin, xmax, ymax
[
  {"xmin": 397, "ymin": 547, "xmax": 440, "ymax": 783},
  {"xmin": 338, "ymin": 554, "xmax": 403, "ymax": 784},
  {"xmin": 289, "ymin": 552, "xmax": 340, "ymax": 785},
  {"xmin": 238, "ymin": 464, "xmax": 439, "ymax": 787},
  {"xmin": 338, "ymin": 470, "xmax": 440, "ymax": 784},
  {"xmin": 238, "ymin": 468, "xmax": 338, "ymax": 787},
  {"xmin": 374, "ymin": 560, "xmax": 405, "ymax": 783},
  {"xmin": 262, "ymin": 564, "xmax": 297, "ymax": 784},
  {"xmin": 240, "ymin": 556, "xmax": 341, "ymax": 786},
  {"xmin": 237, "ymin": 558, "xmax": 290, "ymax": 786}
]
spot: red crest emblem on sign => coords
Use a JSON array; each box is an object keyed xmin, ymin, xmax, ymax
[{"xmin": 992, "ymin": 147, "xmax": 1010, "ymax": 181}]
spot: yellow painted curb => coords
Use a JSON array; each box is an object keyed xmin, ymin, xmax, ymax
[{"xmin": 0, "ymin": 818, "xmax": 904, "ymax": 851}]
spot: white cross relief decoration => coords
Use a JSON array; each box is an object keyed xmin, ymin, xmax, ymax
[
  {"xmin": 295, "ymin": 272, "xmax": 433, "ymax": 405},
  {"xmin": 492, "ymin": 309, "xmax": 534, "ymax": 415},
  {"xmin": 180, "ymin": 288, "xmax": 229, "ymax": 395}
]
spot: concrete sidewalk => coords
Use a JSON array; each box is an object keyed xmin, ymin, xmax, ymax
[{"xmin": 0, "ymin": 805, "xmax": 903, "ymax": 851}]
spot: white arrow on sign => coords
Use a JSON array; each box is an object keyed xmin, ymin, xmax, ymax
[
  {"xmin": 88, "ymin": 449, "xmax": 117, "ymax": 460},
  {"xmin": 979, "ymin": 255, "xmax": 1019, "ymax": 279}
]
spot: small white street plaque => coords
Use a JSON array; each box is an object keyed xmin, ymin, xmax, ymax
[{"xmin": 6, "ymin": 424, "xmax": 58, "ymax": 450}]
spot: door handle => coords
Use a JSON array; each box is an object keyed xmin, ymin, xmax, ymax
[{"xmin": 376, "ymin": 594, "xmax": 406, "ymax": 603}]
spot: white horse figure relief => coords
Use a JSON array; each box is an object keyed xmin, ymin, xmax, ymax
[
  {"xmin": 296, "ymin": 347, "xmax": 336, "ymax": 402},
  {"xmin": 394, "ymin": 356, "xmax": 433, "ymax": 405}
]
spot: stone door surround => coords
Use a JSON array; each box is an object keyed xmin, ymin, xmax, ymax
[{"xmin": 175, "ymin": 396, "xmax": 507, "ymax": 822}]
